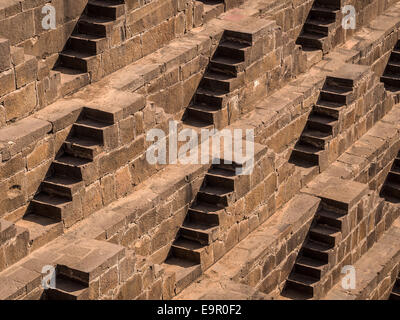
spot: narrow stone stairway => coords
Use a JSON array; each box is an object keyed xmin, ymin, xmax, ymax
[
  {"xmin": 380, "ymin": 150, "xmax": 400, "ymax": 202},
  {"xmin": 183, "ymin": 32, "xmax": 251, "ymax": 129},
  {"xmin": 281, "ymin": 199, "xmax": 347, "ymax": 299},
  {"xmin": 54, "ymin": 0, "xmax": 125, "ymax": 94},
  {"xmin": 296, "ymin": 0, "xmax": 343, "ymax": 52},
  {"xmin": 163, "ymin": 163, "xmax": 238, "ymax": 295},
  {"xmin": 381, "ymin": 40, "xmax": 400, "ymax": 91},
  {"xmin": 289, "ymin": 75, "xmax": 354, "ymax": 172},
  {"xmin": 16, "ymin": 108, "xmax": 116, "ymax": 252},
  {"xmin": 389, "ymin": 274, "xmax": 400, "ymax": 300}
]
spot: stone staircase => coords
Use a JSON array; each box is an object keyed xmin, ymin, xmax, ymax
[
  {"xmin": 163, "ymin": 163, "xmax": 239, "ymax": 294},
  {"xmin": 281, "ymin": 199, "xmax": 349, "ymax": 299},
  {"xmin": 289, "ymin": 74, "xmax": 356, "ymax": 172},
  {"xmin": 16, "ymin": 108, "xmax": 117, "ymax": 252},
  {"xmin": 43, "ymin": 238, "xmax": 125, "ymax": 300},
  {"xmin": 389, "ymin": 274, "xmax": 400, "ymax": 300},
  {"xmin": 183, "ymin": 30, "xmax": 254, "ymax": 129},
  {"xmin": 296, "ymin": 0, "xmax": 343, "ymax": 53},
  {"xmin": 381, "ymin": 40, "xmax": 400, "ymax": 91},
  {"xmin": 380, "ymin": 150, "xmax": 400, "ymax": 202},
  {"xmin": 54, "ymin": 0, "xmax": 126, "ymax": 95}
]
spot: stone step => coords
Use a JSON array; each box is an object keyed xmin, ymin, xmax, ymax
[
  {"xmin": 56, "ymin": 241, "xmax": 125, "ymax": 287},
  {"xmin": 82, "ymin": 107, "xmax": 118, "ymax": 125},
  {"xmin": 290, "ymin": 142, "xmax": 322, "ymax": 167},
  {"xmin": 205, "ymin": 167, "xmax": 236, "ymax": 190},
  {"xmin": 72, "ymin": 118, "xmax": 109, "ymax": 143},
  {"xmin": 187, "ymin": 202, "xmax": 221, "ymax": 225},
  {"xmin": 300, "ymin": 128, "xmax": 332, "ymax": 149},
  {"xmin": 213, "ymin": 162, "xmax": 245, "ymax": 173},
  {"xmin": 307, "ymin": 112, "xmax": 338, "ymax": 135},
  {"xmin": 64, "ymin": 136, "xmax": 103, "ymax": 160},
  {"xmin": 41, "ymin": 175, "xmax": 84, "ymax": 199},
  {"xmin": 389, "ymin": 292, "xmax": 400, "ymax": 300},
  {"xmin": 315, "ymin": 0, "xmax": 344, "ymax": 10},
  {"xmin": 316, "ymin": 209, "xmax": 346, "ymax": 230},
  {"xmin": 216, "ymin": 40, "xmax": 250, "ymax": 61},
  {"xmin": 46, "ymin": 276, "xmax": 89, "ymax": 300},
  {"xmin": 303, "ymin": 19, "xmax": 335, "ymax": 36},
  {"xmin": 391, "ymin": 283, "xmax": 400, "ymax": 297},
  {"xmin": 309, "ymin": 6, "xmax": 338, "ymax": 22},
  {"xmin": 385, "ymin": 60, "xmax": 400, "ymax": 74},
  {"xmin": 58, "ymin": 50, "xmax": 97, "ymax": 73},
  {"xmin": 209, "ymin": 56, "xmax": 245, "ymax": 76},
  {"xmin": 51, "ymin": 155, "xmax": 89, "ymax": 180},
  {"xmin": 163, "ymin": 257, "xmax": 202, "ymax": 295},
  {"xmin": 320, "ymin": 86, "xmax": 353, "ymax": 105},
  {"xmin": 77, "ymin": 15, "xmax": 115, "ymax": 37},
  {"xmin": 294, "ymin": 256, "xmax": 327, "ymax": 279},
  {"xmin": 179, "ymin": 221, "xmax": 219, "ymax": 245},
  {"xmin": 197, "ymin": 185, "xmax": 233, "ymax": 206},
  {"xmin": 200, "ymin": 71, "xmax": 241, "ymax": 92},
  {"xmin": 381, "ymin": 74, "xmax": 400, "ymax": 89},
  {"xmin": 15, "ymin": 214, "xmax": 63, "ymax": 252},
  {"xmin": 388, "ymin": 171, "xmax": 400, "ymax": 184},
  {"xmin": 313, "ymin": 101, "xmax": 345, "ymax": 119},
  {"xmin": 301, "ymin": 239, "xmax": 332, "ymax": 263},
  {"xmin": 54, "ymin": 67, "xmax": 90, "ymax": 97},
  {"xmin": 391, "ymin": 164, "xmax": 400, "ymax": 178},
  {"xmin": 68, "ymin": 33, "xmax": 108, "ymax": 55},
  {"xmin": 223, "ymin": 19, "xmax": 273, "ymax": 45},
  {"xmin": 86, "ymin": 0, "xmax": 125, "ymax": 20},
  {"xmin": 183, "ymin": 118, "xmax": 214, "ymax": 131},
  {"xmin": 202, "ymin": 2, "xmax": 224, "ymax": 23},
  {"xmin": 309, "ymin": 223, "xmax": 341, "ymax": 246},
  {"xmin": 381, "ymin": 180, "xmax": 400, "ymax": 199},
  {"xmin": 31, "ymin": 192, "xmax": 73, "ymax": 222},
  {"xmin": 170, "ymin": 238, "xmax": 205, "ymax": 264},
  {"xmin": 195, "ymin": 88, "xmax": 226, "ymax": 108},
  {"xmin": 285, "ymin": 272, "xmax": 320, "ymax": 298},
  {"xmin": 185, "ymin": 104, "xmax": 219, "ymax": 125},
  {"xmin": 296, "ymin": 32, "xmax": 326, "ymax": 51},
  {"xmin": 390, "ymin": 49, "xmax": 400, "ymax": 62},
  {"xmin": 315, "ymin": 0, "xmax": 343, "ymax": 10}
]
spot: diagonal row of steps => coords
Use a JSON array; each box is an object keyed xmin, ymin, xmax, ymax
[
  {"xmin": 380, "ymin": 151, "xmax": 400, "ymax": 203},
  {"xmin": 54, "ymin": 0, "xmax": 125, "ymax": 95},
  {"xmin": 183, "ymin": 33, "xmax": 251, "ymax": 129},
  {"xmin": 381, "ymin": 40, "xmax": 400, "ymax": 91},
  {"xmin": 16, "ymin": 109, "xmax": 116, "ymax": 252},
  {"xmin": 163, "ymin": 164, "xmax": 239, "ymax": 295},
  {"xmin": 389, "ymin": 275, "xmax": 400, "ymax": 300},
  {"xmin": 289, "ymin": 76, "xmax": 355, "ymax": 171},
  {"xmin": 282, "ymin": 201, "xmax": 348, "ymax": 299},
  {"xmin": 296, "ymin": 0, "xmax": 343, "ymax": 52}
]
